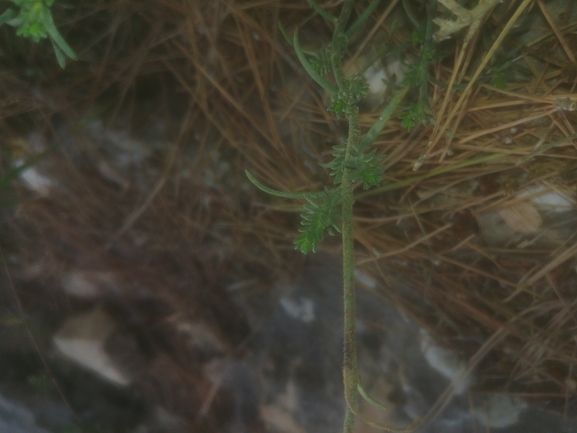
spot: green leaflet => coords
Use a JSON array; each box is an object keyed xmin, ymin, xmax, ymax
[{"xmin": 294, "ymin": 188, "xmax": 342, "ymax": 254}]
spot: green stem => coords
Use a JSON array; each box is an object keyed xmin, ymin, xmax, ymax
[
  {"xmin": 343, "ymin": 407, "xmax": 356, "ymax": 433},
  {"xmin": 402, "ymin": 0, "xmax": 420, "ymax": 28},
  {"xmin": 330, "ymin": 0, "xmax": 354, "ymax": 92},
  {"xmin": 293, "ymin": 29, "xmax": 338, "ymax": 95},
  {"xmin": 359, "ymin": 86, "xmax": 410, "ymax": 151},
  {"xmin": 341, "ymin": 105, "xmax": 360, "ymax": 433},
  {"xmin": 346, "ymin": 0, "xmax": 383, "ymax": 38},
  {"xmin": 418, "ymin": 0, "xmax": 436, "ymax": 116},
  {"xmin": 245, "ymin": 170, "xmax": 311, "ymax": 199},
  {"xmin": 334, "ymin": 0, "xmax": 355, "ymax": 39},
  {"xmin": 334, "ymin": 4, "xmax": 360, "ymax": 430},
  {"xmin": 307, "ymin": 0, "xmax": 338, "ymax": 23}
]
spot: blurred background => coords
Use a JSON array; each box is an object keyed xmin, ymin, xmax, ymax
[{"xmin": 0, "ymin": 0, "xmax": 576, "ymax": 432}]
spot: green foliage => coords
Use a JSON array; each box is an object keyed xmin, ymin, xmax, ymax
[
  {"xmin": 491, "ymin": 69, "xmax": 508, "ymax": 89},
  {"xmin": 399, "ymin": 1, "xmax": 439, "ymax": 131},
  {"xmin": 309, "ymin": 45, "xmax": 333, "ymax": 76},
  {"xmin": 350, "ymin": 148, "xmax": 386, "ymax": 189},
  {"xmin": 400, "ymin": 103, "xmax": 429, "ymax": 131},
  {"xmin": 246, "ymin": 1, "xmax": 421, "ymax": 431},
  {"xmin": 0, "ymin": 0, "xmax": 76, "ymax": 67},
  {"xmin": 409, "ymin": 26, "xmax": 425, "ymax": 46},
  {"xmin": 402, "ymin": 56, "xmax": 423, "ymax": 88},
  {"xmin": 487, "ymin": 51, "xmax": 525, "ymax": 89},
  {"xmin": 294, "ymin": 188, "xmax": 342, "ymax": 254},
  {"xmin": 245, "ymin": 172, "xmax": 343, "ymax": 255},
  {"xmin": 328, "ymin": 75, "xmax": 369, "ymax": 118},
  {"xmin": 326, "ymin": 139, "xmax": 385, "ymax": 190},
  {"xmin": 248, "ymin": 10, "xmax": 390, "ymax": 255}
]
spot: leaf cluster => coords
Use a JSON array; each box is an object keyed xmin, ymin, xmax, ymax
[
  {"xmin": 309, "ymin": 45, "xmax": 333, "ymax": 76},
  {"xmin": 0, "ymin": 0, "xmax": 76, "ymax": 67},
  {"xmin": 400, "ymin": 103, "xmax": 429, "ymax": 131},
  {"xmin": 294, "ymin": 188, "xmax": 342, "ymax": 254},
  {"xmin": 328, "ymin": 75, "xmax": 369, "ymax": 118},
  {"xmin": 248, "ymin": 0, "xmax": 408, "ymax": 255},
  {"xmin": 326, "ymin": 138, "xmax": 385, "ymax": 190}
]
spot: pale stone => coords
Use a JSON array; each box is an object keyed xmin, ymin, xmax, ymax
[{"xmin": 53, "ymin": 307, "xmax": 130, "ymax": 386}]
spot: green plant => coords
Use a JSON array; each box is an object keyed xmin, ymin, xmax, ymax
[
  {"xmin": 399, "ymin": 0, "xmax": 437, "ymax": 131},
  {"xmin": 0, "ymin": 0, "xmax": 75, "ymax": 67},
  {"xmin": 246, "ymin": 1, "xmax": 422, "ymax": 431}
]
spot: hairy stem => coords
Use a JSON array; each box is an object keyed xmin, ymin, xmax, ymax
[
  {"xmin": 331, "ymin": 0, "xmax": 355, "ymax": 91},
  {"xmin": 332, "ymin": 4, "xmax": 360, "ymax": 431},
  {"xmin": 341, "ymin": 105, "xmax": 360, "ymax": 433}
]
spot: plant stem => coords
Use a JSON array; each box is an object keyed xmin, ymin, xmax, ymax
[
  {"xmin": 418, "ymin": 0, "xmax": 436, "ymax": 115},
  {"xmin": 245, "ymin": 170, "xmax": 312, "ymax": 199},
  {"xmin": 331, "ymin": 0, "xmax": 354, "ymax": 91},
  {"xmin": 334, "ymin": 0, "xmax": 354, "ymax": 38},
  {"xmin": 359, "ymin": 86, "xmax": 409, "ymax": 151},
  {"xmin": 346, "ymin": 0, "xmax": 383, "ymax": 38},
  {"xmin": 332, "ymin": 4, "xmax": 360, "ymax": 431},
  {"xmin": 341, "ymin": 104, "xmax": 360, "ymax": 433}
]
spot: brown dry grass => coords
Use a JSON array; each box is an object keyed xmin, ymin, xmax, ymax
[{"xmin": 1, "ymin": 0, "xmax": 576, "ymax": 426}]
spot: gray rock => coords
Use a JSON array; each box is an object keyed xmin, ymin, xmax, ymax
[{"xmin": 0, "ymin": 392, "xmax": 50, "ymax": 433}]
